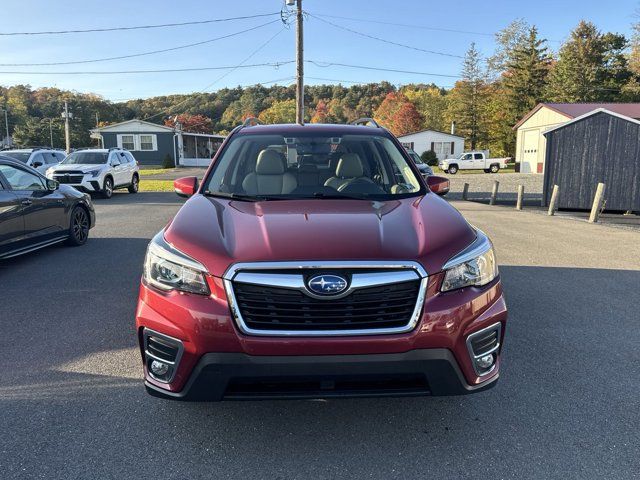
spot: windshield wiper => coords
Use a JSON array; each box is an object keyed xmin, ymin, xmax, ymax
[
  {"xmin": 204, "ymin": 191, "xmax": 285, "ymax": 202},
  {"xmin": 308, "ymin": 192, "xmax": 369, "ymax": 200}
]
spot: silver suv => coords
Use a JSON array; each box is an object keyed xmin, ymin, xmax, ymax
[
  {"xmin": 46, "ymin": 148, "xmax": 140, "ymax": 198},
  {"xmin": 1, "ymin": 147, "xmax": 66, "ymax": 175}
]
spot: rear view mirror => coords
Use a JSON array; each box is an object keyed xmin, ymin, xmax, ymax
[
  {"xmin": 174, "ymin": 176, "xmax": 198, "ymax": 198},
  {"xmin": 46, "ymin": 179, "xmax": 59, "ymax": 191},
  {"xmin": 32, "ymin": 162, "xmax": 43, "ymax": 168},
  {"xmin": 427, "ymin": 175, "xmax": 449, "ymax": 196}
]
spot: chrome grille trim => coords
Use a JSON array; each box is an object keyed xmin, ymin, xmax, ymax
[{"xmin": 223, "ymin": 261, "xmax": 429, "ymax": 337}]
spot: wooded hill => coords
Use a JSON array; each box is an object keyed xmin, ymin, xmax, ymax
[{"xmin": 2, "ymin": 19, "xmax": 640, "ymax": 157}]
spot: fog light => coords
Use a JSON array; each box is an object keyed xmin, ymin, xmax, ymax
[
  {"xmin": 150, "ymin": 360, "xmax": 170, "ymax": 377},
  {"xmin": 476, "ymin": 354, "xmax": 495, "ymax": 370}
]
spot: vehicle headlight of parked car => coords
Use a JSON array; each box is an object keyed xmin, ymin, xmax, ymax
[
  {"xmin": 441, "ymin": 230, "xmax": 498, "ymax": 292},
  {"xmin": 45, "ymin": 167, "xmax": 55, "ymax": 178},
  {"xmin": 143, "ymin": 232, "xmax": 209, "ymax": 295},
  {"xmin": 87, "ymin": 169, "xmax": 103, "ymax": 177}
]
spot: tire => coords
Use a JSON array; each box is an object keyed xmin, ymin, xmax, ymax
[
  {"xmin": 448, "ymin": 165, "xmax": 458, "ymax": 174},
  {"xmin": 66, "ymin": 206, "xmax": 90, "ymax": 246},
  {"xmin": 101, "ymin": 177, "xmax": 113, "ymax": 199},
  {"xmin": 128, "ymin": 174, "xmax": 139, "ymax": 193},
  {"xmin": 490, "ymin": 164, "xmax": 500, "ymax": 173}
]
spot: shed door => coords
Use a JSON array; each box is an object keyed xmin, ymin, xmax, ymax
[{"xmin": 522, "ymin": 130, "xmax": 539, "ymax": 174}]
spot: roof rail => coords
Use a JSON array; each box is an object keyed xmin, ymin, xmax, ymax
[
  {"xmin": 241, "ymin": 117, "xmax": 262, "ymax": 127},
  {"xmin": 351, "ymin": 118, "xmax": 381, "ymax": 128},
  {"xmin": 108, "ymin": 147, "xmax": 125, "ymax": 151}
]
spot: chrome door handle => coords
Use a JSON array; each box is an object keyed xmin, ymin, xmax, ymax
[{"xmin": 21, "ymin": 199, "xmax": 33, "ymax": 206}]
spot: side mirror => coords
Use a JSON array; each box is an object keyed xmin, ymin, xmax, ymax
[
  {"xmin": 46, "ymin": 179, "xmax": 59, "ymax": 191},
  {"xmin": 427, "ymin": 175, "xmax": 449, "ymax": 196},
  {"xmin": 174, "ymin": 176, "xmax": 198, "ymax": 198},
  {"xmin": 32, "ymin": 161, "xmax": 43, "ymax": 168}
]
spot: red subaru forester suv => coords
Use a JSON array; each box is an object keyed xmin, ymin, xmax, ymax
[{"xmin": 136, "ymin": 120, "xmax": 507, "ymax": 401}]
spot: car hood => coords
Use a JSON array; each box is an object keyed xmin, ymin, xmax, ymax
[
  {"xmin": 164, "ymin": 194, "xmax": 476, "ymax": 277},
  {"xmin": 53, "ymin": 164, "xmax": 105, "ymax": 172}
]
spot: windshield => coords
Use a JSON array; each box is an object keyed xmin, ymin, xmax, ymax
[
  {"xmin": 62, "ymin": 152, "xmax": 107, "ymax": 165},
  {"xmin": 203, "ymin": 133, "xmax": 425, "ymax": 200},
  {"xmin": 2, "ymin": 151, "xmax": 30, "ymax": 163},
  {"xmin": 408, "ymin": 151, "xmax": 424, "ymax": 164}
]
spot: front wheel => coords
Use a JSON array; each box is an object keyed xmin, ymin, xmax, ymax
[
  {"xmin": 448, "ymin": 165, "xmax": 458, "ymax": 174},
  {"xmin": 66, "ymin": 206, "xmax": 90, "ymax": 246},
  {"xmin": 490, "ymin": 164, "xmax": 500, "ymax": 173},
  {"xmin": 101, "ymin": 177, "xmax": 113, "ymax": 199},
  {"xmin": 128, "ymin": 174, "xmax": 139, "ymax": 193}
]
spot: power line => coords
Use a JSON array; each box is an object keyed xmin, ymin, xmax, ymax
[
  {"xmin": 0, "ymin": 61, "xmax": 294, "ymax": 75},
  {"xmin": 306, "ymin": 13, "xmax": 464, "ymax": 59},
  {"xmin": 143, "ymin": 27, "xmax": 289, "ymax": 122},
  {"xmin": 0, "ymin": 19, "xmax": 280, "ymax": 66},
  {"xmin": 307, "ymin": 12, "xmax": 495, "ymax": 37},
  {"xmin": 306, "ymin": 60, "xmax": 461, "ymax": 78},
  {"xmin": 0, "ymin": 12, "xmax": 280, "ymax": 36}
]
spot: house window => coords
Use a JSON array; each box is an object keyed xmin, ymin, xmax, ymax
[
  {"xmin": 119, "ymin": 135, "xmax": 135, "ymax": 150},
  {"xmin": 432, "ymin": 142, "xmax": 452, "ymax": 155},
  {"xmin": 139, "ymin": 134, "xmax": 156, "ymax": 151}
]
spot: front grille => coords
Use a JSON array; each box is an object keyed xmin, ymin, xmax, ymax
[
  {"xmin": 469, "ymin": 328, "xmax": 499, "ymax": 356},
  {"xmin": 233, "ymin": 279, "xmax": 421, "ymax": 331},
  {"xmin": 54, "ymin": 174, "xmax": 84, "ymax": 184}
]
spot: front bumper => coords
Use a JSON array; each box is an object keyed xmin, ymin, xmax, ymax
[
  {"xmin": 136, "ymin": 270, "xmax": 508, "ymax": 401},
  {"xmin": 52, "ymin": 175, "xmax": 102, "ymax": 193},
  {"xmin": 145, "ymin": 349, "xmax": 498, "ymax": 401}
]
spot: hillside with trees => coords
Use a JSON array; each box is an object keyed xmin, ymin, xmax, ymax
[{"xmin": 2, "ymin": 19, "xmax": 639, "ymax": 157}]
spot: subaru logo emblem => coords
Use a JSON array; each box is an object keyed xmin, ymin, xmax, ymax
[{"xmin": 307, "ymin": 275, "xmax": 348, "ymax": 295}]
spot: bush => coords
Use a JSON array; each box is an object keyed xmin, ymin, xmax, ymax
[
  {"xmin": 421, "ymin": 150, "xmax": 438, "ymax": 166},
  {"xmin": 161, "ymin": 154, "xmax": 175, "ymax": 169}
]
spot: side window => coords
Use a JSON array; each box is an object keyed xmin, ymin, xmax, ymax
[
  {"xmin": 45, "ymin": 153, "xmax": 58, "ymax": 164},
  {"xmin": 0, "ymin": 165, "xmax": 45, "ymax": 191},
  {"xmin": 125, "ymin": 152, "xmax": 136, "ymax": 163},
  {"xmin": 110, "ymin": 153, "xmax": 121, "ymax": 166},
  {"xmin": 30, "ymin": 153, "xmax": 45, "ymax": 166},
  {"xmin": 463, "ymin": 154, "xmax": 472, "ymax": 160},
  {"xmin": 119, "ymin": 152, "xmax": 129, "ymax": 163},
  {"xmin": 54, "ymin": 152, "xmax": 66, "ymax": 163},
  {"xmin": 474, "ymin": 153, "xmax": 483, "ymax": 160}
]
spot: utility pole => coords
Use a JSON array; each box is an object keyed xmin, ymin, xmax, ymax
[
  {"xmin": 62, "ymin": 101, "xmax": 73, "ymax": 153},
  {"xmin": 1, "ymin": 108, "xmax": 9, "ymax": 147},
  {"xmin": 49, "ymin": 119, "xmax": 54, "ymax": 147},
  {"xmin": 295, "ymin": 0, "xmax": 304, "ymax": 125}
]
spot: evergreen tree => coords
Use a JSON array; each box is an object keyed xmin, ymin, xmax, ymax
[{"xmin": 547, "ymin": 21, "xmax": 629, "ymax": 102}]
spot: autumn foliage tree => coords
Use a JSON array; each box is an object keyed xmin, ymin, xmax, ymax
[
  {"xmin": 310, "ymin": 100, "xmax": 329, "ymax": 123},
  {"xmin": 164, "ymin": 113, "xmax": 213, "ymax": 133},
  {"xmin": 373, "ymin": 92, "xmax": 423, "ymax": 136}
]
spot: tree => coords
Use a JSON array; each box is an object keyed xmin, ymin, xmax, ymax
[
  {"xmin": 547, "ymin": 21, "xmax": 630, "ymax": 102},
  {"xmin": 164, "ymin": 113, "xmax": 213, "ymax": 133},
  {"xmin": 258, "ymin": 99, "xmax": 296, "ymax": 124},
  {"xmin": 310, "ymin": 100, "xmax": 329, "ymax": 123},
  {"xmin": 623, "ymin": 20, "xmax": 640, "ymax": 99},
  {"xmin": 446, "ymin": 43, "xmax": 489, "ymax": 149},
  {"xmin": 487, "ymin": 19, "xmax": 530, "ymax": 77},
  {"xmin": 402, "ymin": 85, "xmax": 449, "ymax": 131},
  {"xmin": 373, "ymin": 92, "xmax": 423, "ymax": 136}
]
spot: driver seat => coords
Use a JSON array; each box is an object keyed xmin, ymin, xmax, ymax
[
  {"xmin": 242, "ymin": 149, "xmax": 297, "ymax": 195},
  {"xmin": 324, "ymin": 153, "xmax": 369, "ymax": 190}
]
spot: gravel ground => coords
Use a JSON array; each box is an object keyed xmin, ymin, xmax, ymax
[
  {"xmin": 1, "ymin": 193, "xmax": 639, "ymax": 479},
  {"xmin": 443, "ymin": 172, "xmax": 543, "ymax": 202}
]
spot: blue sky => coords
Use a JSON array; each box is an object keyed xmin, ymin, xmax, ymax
[{"xmin": 0, "ymin": 0, "xmax": 638, "ymax": 101}]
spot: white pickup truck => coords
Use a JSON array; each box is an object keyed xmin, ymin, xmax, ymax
[{"xmin": 438, "ymin": 151, "xmax": 510, "ymax": 174}]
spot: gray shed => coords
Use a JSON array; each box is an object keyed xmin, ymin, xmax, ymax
[{"xmin": 543, "ymin": 109, "xmax": 640, "ymax": 212}]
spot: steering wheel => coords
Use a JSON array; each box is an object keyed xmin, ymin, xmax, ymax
[{"xmin": 338, "ymin": 177, "xmax": 385, "ymax": 195}]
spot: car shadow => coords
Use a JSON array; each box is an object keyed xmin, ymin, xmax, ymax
[
  {"xmin": 90, "ymin": 191, "xmax": 185, "ymax": 205},
  {"xmin": 1, "ymin": 264, "xmax": 639, "ymax": 478}
]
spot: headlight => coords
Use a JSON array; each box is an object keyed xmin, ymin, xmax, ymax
[
  {"xmin": 87, "ymin": 169, "xmax": 102, "ymax": 177},
  {"xmin": 45, "ymin": 168, "xmax": 55, "ymax": 178},
  {"xmin": 441, "ymin": 230, "xmax": 498, "ymax": 292},
  {"xmin": 143, "ymin": 232, "xmax": 210, "ymax": 295}
]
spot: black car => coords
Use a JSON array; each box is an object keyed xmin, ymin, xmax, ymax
[
  {"xmin": 0, "ymin": 155, "xmax": 95, "ymax": 259},
  {"xmin": 405, "ymin": 148, "xmax": 434, "ymax": 177}
]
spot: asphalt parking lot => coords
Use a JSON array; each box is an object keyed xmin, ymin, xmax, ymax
[{"xmin": 1, "ymin": 192, "xmax": 639, "ymax": 479}]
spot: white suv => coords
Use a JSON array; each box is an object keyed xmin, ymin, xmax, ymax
[
  {"xmin": 1, "ymin": 147, "xmax": 66, "ymax": 175},
  {"xmin": 46, "ymin": 148, "xmax": 139, "ymax": 198}
]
